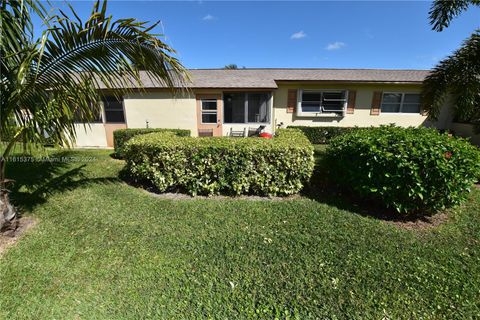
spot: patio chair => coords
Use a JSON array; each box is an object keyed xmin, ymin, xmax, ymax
[
  {"xmin": 230, "ymin": 128, "xmax": 246, "ymax": 137},
  {"xmin": 198, "ymin": 129, "xmax": 214, "ymax": 137},
  {"xmin": 247, "ymin": 125, "xmax": 267, "ymax": 137}
]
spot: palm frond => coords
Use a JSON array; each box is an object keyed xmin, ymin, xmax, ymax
[
  {"xmin": 429, "ymin": 0, "xmax": 480, "ymax": 32},
  {"xmin": 1, "ymin": 0, "xmax": 189, "ymax": 149},
  {"xmin": 422, "ymin": 29, "xmax": 480, "ymax": 131}
]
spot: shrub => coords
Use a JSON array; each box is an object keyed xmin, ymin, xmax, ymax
[
  {"xmin": 287, "ymin": 126, "xmax": 356, "ymax": 144},
  {"xmin": 124, "ymin": 128, "xmax": 314, "ymax": 196},
  {"xmin": 326, "ymin": 126, "xmax": 480, "ymax": 214},
  {"xmin": 113, "ymin": 128, "xmax": 190, "ymax": 158}
]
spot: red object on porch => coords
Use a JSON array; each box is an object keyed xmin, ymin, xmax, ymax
[{"xmin": 259, "ymin": 132, "xmax": 273, "ymax": 139}]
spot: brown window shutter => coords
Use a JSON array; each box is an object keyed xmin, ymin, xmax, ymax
[
  {"xmin": 370, "ymin": 91, "xmax": 382, "ymax": 115},
  {"xmin": 287, "ymin": 89, "xmax": 297, "ymax": 113},
  {"xmin": 346, "ymin": 90, "xmax": 356, "ymax": 114}
]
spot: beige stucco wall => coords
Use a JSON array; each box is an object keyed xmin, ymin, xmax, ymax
[
  {"xmin": 273, "ymin": 83, "xmax": 429, "ymax": 128},
  {"xmin": 123, "ymin": 90, "xmax": 198, "ymax": 135},
  {"xmin": 450, "ymin": 122, "xmax": 480, "ymax": 146},
  {"xmin": 74, "ymin": 124, "xmax": 108, "ymax": 148}
]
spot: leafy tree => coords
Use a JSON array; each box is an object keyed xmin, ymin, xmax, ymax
[
  {"xmin": 0, "ymin": 0, "xmax": 188, "ymax": 232},
  {"xmin": 224, "ymin": 64, "xmax": 238, "ymax": 69},
  {"xmin": 422, "ymin": 0, "xmax": 480, "ymax": 130}
]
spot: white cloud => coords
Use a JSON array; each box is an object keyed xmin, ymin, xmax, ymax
[
  {"xmin": 325, "ymin": 41, "xmax": 346, "ymax": 50},
  {"xmin": 202, "ymin": 14, "xmax": 215, "ymax": 21},
  {"xmin": 290, "ymin": 31, "xmax": 306, "ymax": 40}
]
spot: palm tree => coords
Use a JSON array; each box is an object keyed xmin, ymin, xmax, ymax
[
  {"xmin": 422, "ymin": 0, "xmax": 480, "ymax": 130},
  {"xmin": 0, "ymin": 0, "xmax": 188, "ymax": 233}
]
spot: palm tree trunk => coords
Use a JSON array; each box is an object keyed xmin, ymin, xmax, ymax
[
  {"xmin": 0, "ymin": 132, "xmax": 23, "ymax": 234},
  {"xmin": 0, "ymin": 157, "xmax": 17, "ymax": 234}
]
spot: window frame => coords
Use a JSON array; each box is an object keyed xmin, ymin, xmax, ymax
[
  {"xmin": 296, "ymin": 89, "xmax": 348, "ymax": 117},
  {"xmin": 103, "ymin": 96, "xmax": 126, "ymax": 124},
  {"xmin": 200, "ymin": 99, "xmax": 218, "ymax": 124},
  {"xmin": 222, "ymin": 92, "xmax": 271, "ymax": 124},
  {"xmin": 380, "ymin": 92, "xmax": 421, "ymax": 115}
]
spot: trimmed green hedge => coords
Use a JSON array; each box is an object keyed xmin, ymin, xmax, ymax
[
  {"xmin": 326, "ymin": 126, "xmax": 480, "ymax": 215},
  {"xmin": 113, "ymin": 128, "xmax": 190, "ymax": 158},
  {"xmin": 124, "ymin": 128, "xmax": 314, "ymax": 196},
  {"xmin": 287, "ymin": 126, "xmax": 355, "ymax": 144}
]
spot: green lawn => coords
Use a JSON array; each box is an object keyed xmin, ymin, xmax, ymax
[{"xmin": 0, "ymin": 148, "xmax": 479, "ymax": 319}]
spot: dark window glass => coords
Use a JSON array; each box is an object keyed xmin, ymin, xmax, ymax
[
  {"xmin": 302, "ymin": 92, "xmax": 321, "ymax": 102},
  {"xmin": 381, "ymin": 93, "xmax": 402, "ymax": 113},
  {"xmin": 301, "ymin": 103, "xmax": 321, "ymax": 112},
  {"xmin": 402, "ymin": 104, "xmax": 420, "ymax": 113},
  {"xmin": 402, "ymin": 94, "xmax": 421, "ymax": 113},
  {"xmin": 247, "ymin": 93, "xmax": 269, "ymax": 123},
  {"xmin": 381, "ymin": 104, "xmax": 400, "ymax": 113},
  {"xmin": 381, "ymin": 93, "xmax": 421, "ymax": 113},
  {"xmin": 202, "ymin": 113, "xmax": 217, "ymax": 123},
  {"xmin": 202, "ymin": 101, "xmax": 217, "ymax": 111},
  {"xmin": 301, "ymin": 92, "xmax": 320, "ymax": 112},
  {"xmin": 224, "ymin": 93, "xmax": 246, "ymax": 123},
  {"xmin": 104, "ymin": 96, "xmax": 125, "ymax": 123},
  {"xmin": 322, "ymin": 92, "xmax": 345, "ymax": 112},
  {"xmin": 224, "ymin": 93, "xmax": 270, "ymax": 123}
]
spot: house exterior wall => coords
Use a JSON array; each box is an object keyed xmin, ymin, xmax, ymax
[
  {"xmin": 73, "ymin": 83, "xmax": 466, "ymax": 148},
  {"xmin": 123, "ymin": 91, "xmax": 198, "ymax": 135},
  {"xmin": 273, "ymin": 82, "xmax": 429, "ymax": 128},
  {"xmin": 74, "ymin": 124, "xmax": 108, "ymax": 148}
]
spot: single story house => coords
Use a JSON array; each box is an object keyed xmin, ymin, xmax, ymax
[{"xmin": 74, "ymin": 68, "xmax": 476, "ymax": 147}]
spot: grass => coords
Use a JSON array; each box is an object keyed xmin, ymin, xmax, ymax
[{"xmin": 0, "ymin": 147, "xmax": 479, "ymax": 319}]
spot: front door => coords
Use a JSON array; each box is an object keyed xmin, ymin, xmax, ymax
[{"xmin": 196, "ymin": 94, "xmax": 222, "ymax": 136}]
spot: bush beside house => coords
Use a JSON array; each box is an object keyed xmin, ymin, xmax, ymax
[
  {"xmin": 287, "ymin": 126, "xmax": 355, "ymax": 144},
  {"xmin": 326, "ymin": 126, "xmax": 480, "ymax": 215},
  {"xmin": 113, "ymin": 128, "xmax": 190, "ymax": 158},
  {"xmin": 124, "ymin": 128, "xmax": 314, "ymax": 196}
]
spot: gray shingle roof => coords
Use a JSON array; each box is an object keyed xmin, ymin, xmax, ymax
[{"xmin": 125, "ymin": 68, "xmax": 430, "ymax": 89}]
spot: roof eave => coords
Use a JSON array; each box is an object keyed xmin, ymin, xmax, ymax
[{"xmin": 274, "ymin": 80, "xmax": 424, "ymax": 84}]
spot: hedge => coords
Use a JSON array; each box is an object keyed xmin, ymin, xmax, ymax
[
  {"xmin": 124, "ymin": 128, "xmax": 314, "ymax": 196},
  {"xmin": 287, "ymin": 126, "xmax": 355, "ymax": 144},
  {"xmin": 326, "ymin": 126, "xmax": 480, "ymax": 215},
  {"xmin": 113, "ymin": 128, "xmax": 190, "ymax": 158}
]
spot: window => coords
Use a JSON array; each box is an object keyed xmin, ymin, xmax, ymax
[
  {"xmin": 248, "ymin": 93, "xmax": 269, "ymax": 123},
  {"xmin": 201, "ymin": 99, "xmax": 217, "ymax": 124},
  {"xmin": 224, "ymin": 92, "xmax": 270, "ymax": 124},
  {"xmin": 103, "ymin": 96, "xmax": 125, "ymax": 123},
  {"xmin": 381, "ymin": 93, "xmax": 421, "ymax": 113},
  {"xmin": 300, "ymin": 90, "xmax": 346, "ymax": 114}
]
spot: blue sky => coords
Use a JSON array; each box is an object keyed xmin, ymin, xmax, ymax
[{"xmin": 39, "ymin": 1, "xmax": 480, "ymax": 70}]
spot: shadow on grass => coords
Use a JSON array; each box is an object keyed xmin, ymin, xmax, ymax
[{"xmin": 5, "ymin": 151, "xmax": 118, "ymax": 212}]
